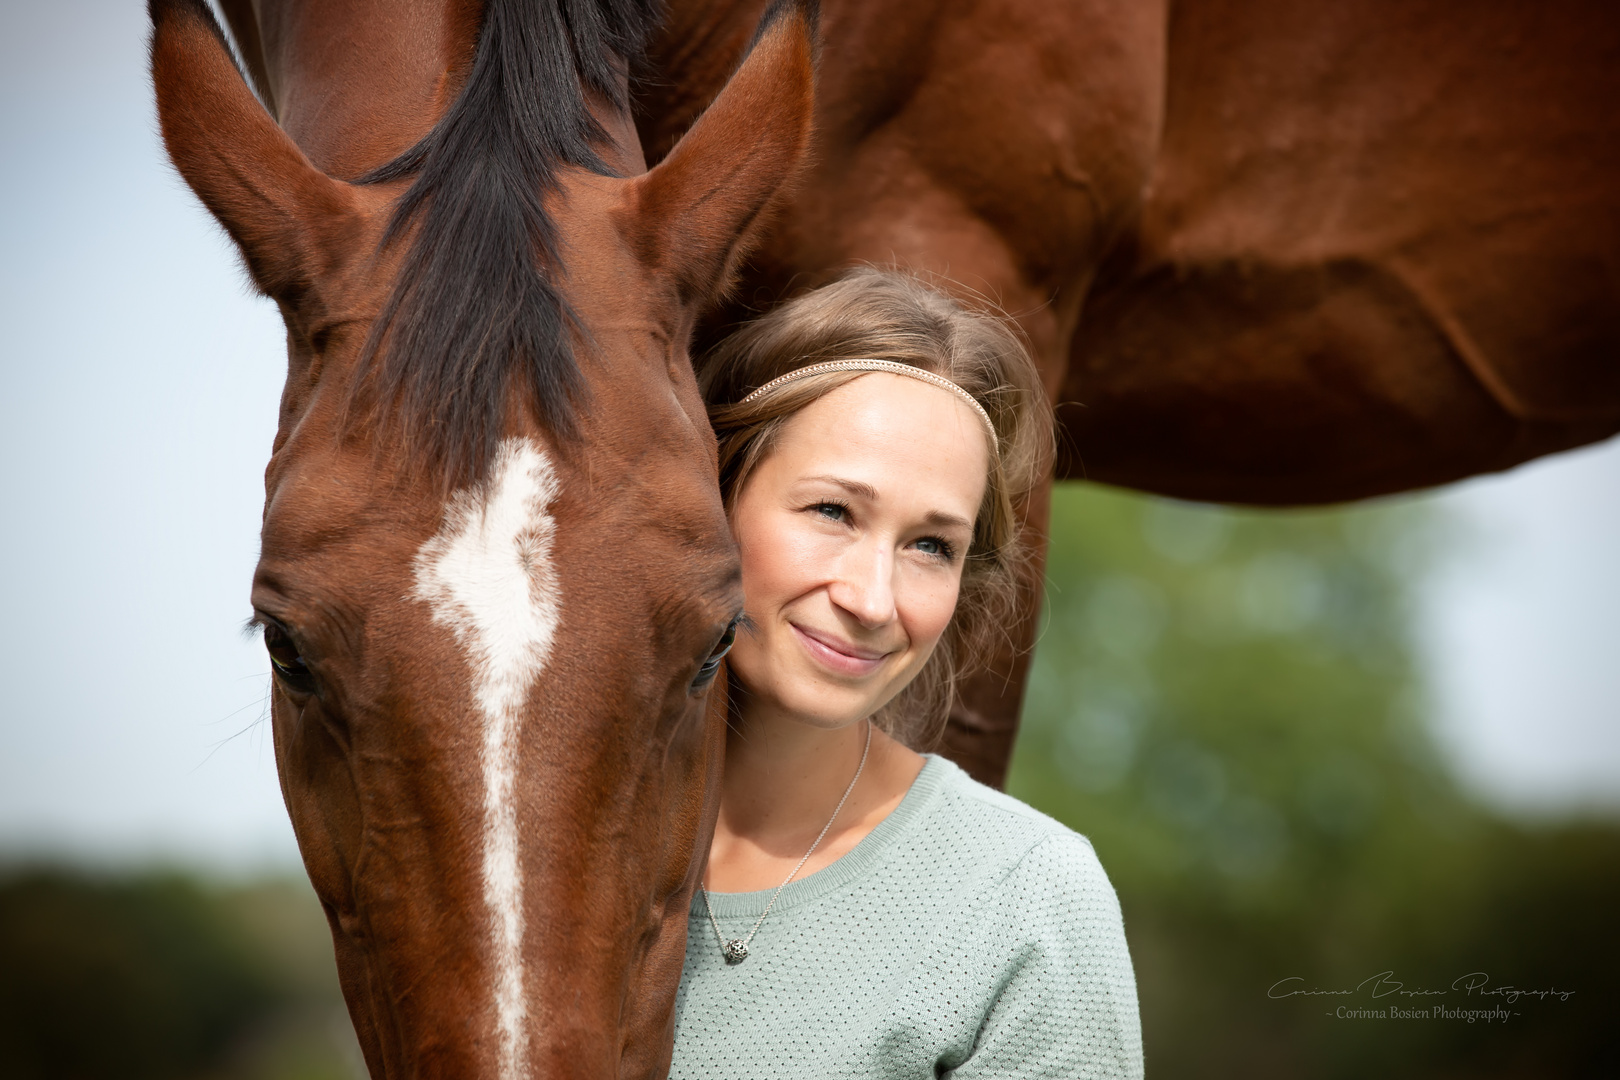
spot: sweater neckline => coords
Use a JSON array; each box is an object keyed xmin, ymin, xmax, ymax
[{"xmin": 695, "ymin": 753, "xmax": 954, "ymax": 920}]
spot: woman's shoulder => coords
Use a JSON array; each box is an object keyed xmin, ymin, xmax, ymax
[
  {"xmin": 918, "ymin": 754, "xmax": 1109, "ymax": 888},
  {"xmin": 913, "ymin": 757, "xmax": 1140, "ymax": 1074},
  {"xmin": 925, "ymin": 754, "xmax": 1094, "ymax": 845}
]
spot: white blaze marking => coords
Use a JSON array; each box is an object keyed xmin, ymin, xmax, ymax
[{"xmin": 413, "ymin": 438, "xmax": 561, "ymax": 1080}]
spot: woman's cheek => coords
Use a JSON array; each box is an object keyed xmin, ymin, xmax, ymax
[
  {"xmin": 744, "ymin": 514, "xmax": 842, "ymax": 596},
  {"xmin": 725, "ymin": 623, "xmax": 771, "ymax": 698},
  {"xmin": 899, "ymin": 576, "xmax": 961, "ymax": 655},
  {"xmin": 782, "ymin": 529, "xmax": 847, "ymax": 585}
]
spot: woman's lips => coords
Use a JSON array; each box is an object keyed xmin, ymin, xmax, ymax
[{"xmin": 790, "ymin": 623, "xmax": 889, "ymax": 677}]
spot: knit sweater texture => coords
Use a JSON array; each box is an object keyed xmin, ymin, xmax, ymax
[{"xmin": 670, "ymin": 754, "xmax": 1144, "ymax": 1079}]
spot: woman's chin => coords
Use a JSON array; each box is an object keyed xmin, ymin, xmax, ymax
[
  {"xmin": 770, "ymin": 682, "xmax": 884, "ymax": 731},
  {"xmin": 730, "ymin": 644, "xmax": 915, "ymax": 730}
]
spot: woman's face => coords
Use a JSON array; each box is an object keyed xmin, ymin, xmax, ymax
[{"xmin": 727, "ymin": 373, "xmax": 991, "ymax": 730}]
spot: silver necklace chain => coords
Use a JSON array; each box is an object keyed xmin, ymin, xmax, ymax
[{"xmin": 701, "ymin": 720, "xmax": 873, "ymax": 965}]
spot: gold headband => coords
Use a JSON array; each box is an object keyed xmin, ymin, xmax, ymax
[{"xmin": 738, "ymin": 359, "xmax": 999, "ymax": 457}]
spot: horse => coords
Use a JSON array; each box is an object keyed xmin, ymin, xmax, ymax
[
  {"xmin": 151, "ymin": 0, "xmax": 816, "ymax": 1075},
  {"xmin": 634, "ymin": 0, "xmax": 1620, "ymax": 786},
  {"xmin": 156, "ymin": 0, "xmax": 1620, "ymax": 1075}
]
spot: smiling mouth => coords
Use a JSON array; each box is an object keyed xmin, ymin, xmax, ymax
[{"xmin": 790, "ymin": 623, "xmax": 890, "ymax": 676}]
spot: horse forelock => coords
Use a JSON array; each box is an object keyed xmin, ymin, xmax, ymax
[{"xmin": 353, "ymin": 0, "xmax": 664, "ymax": 490}]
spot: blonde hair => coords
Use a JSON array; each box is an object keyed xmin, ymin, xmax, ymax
[{"xmin": 700, "ymin": 268, "xmax": 1052, "ymax": 749}]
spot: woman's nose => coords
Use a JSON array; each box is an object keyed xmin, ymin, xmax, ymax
[{"xmin": 827, "ymin": 539, "xmax": 898, "ymax": 628}]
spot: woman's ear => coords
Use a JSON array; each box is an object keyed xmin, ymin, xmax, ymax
[{"xmin": 623, "ymin": 0, "xmax": 818, "ymax": 307}]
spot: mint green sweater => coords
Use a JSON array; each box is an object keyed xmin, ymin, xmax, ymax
[{"xmin": 671, "ymin": 755, "xmax": 1143, "ymax": 1079}]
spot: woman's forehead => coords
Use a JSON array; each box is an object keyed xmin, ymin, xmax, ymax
[{"xmin": 768, "ymin": 374, "xmax": 990, "ymax": 510}]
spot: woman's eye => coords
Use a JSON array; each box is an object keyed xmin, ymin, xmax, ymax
[
  {"xmin": 812, "ymin": 502, "xmax": 847, "ymax": 522},
  {"xmin": 263, "ymin": 623, "xmax": 314, "ymax": 690},
  {"xmin": 692, "ymin": 619, "xmax": 739, "ymax": 691},
  {"xmin": 914, "ymin": 536, "xmax": 956, "ymax": 560}
]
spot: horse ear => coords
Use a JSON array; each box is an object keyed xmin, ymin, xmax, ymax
[
  {"xmin": 627, "ymin": 0, "xmax": 817, "ymax": 306},
  {"xmin": 149, "ymin": 0, "xmax": 358, "ymax": 304}
]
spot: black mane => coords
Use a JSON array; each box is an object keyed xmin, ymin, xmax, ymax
[{"xmin": 356, "ymin": 0, "xmax": 663, "ymax": 486}]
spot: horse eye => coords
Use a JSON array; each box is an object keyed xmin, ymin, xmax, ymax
[
  {"xmin": 263, "ymin": 623, "xmax": 314, "ymax": 690},
  {"xmin": 691, "ymin": 619, "xmax": 739, "ymax": 691}
]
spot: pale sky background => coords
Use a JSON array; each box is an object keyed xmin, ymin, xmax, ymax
[{"xmin": 1, "ymin": 1, "xmax": 1615, "ymax": 871}]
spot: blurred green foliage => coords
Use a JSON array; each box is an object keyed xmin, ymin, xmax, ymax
[
  {"xmin": 1008, "ymin": 483, "xmax": 1619, "ymax": 1079},
  {"xmin": 0, "ymin": 868, "xmax": 358, "ymax": 1080}
]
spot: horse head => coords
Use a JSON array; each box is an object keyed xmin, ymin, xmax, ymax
[{"xmin": 149, "ymin": 0, "xmax": 815, "ymax": 1074}]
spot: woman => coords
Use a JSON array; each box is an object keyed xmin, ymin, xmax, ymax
[{"xmin": 672, "ymin": 269, "xmax": 1143, "ymax": 1079}]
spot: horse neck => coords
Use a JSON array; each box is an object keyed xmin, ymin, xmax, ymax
[
  {"xmin": 227, "ymin": 0, "xmax": 472, "ymax": 177},
  {"xmin": 236, "ymin": 0, "xmax": 648, "ymax": 182}
]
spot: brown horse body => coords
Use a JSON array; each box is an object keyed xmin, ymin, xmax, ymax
[
  {"xmin": 154, "ymin": 0, "xmax": 1619, "ymax": 1075},
  {"xmin": 636, "ymin": 0, "xmax": 1620, "ymax": 784}
]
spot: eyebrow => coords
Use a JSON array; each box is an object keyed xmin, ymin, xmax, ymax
[
  {"xmin": 802, "ymin": 474, "xmax": 879, "ymax": 499},
  {"xmin": 799, "ymin": 475, "xmax": 974, "ymax": 532},
  {"xmin": 921, "ymin": 509, "xmax": 975, "ymax": 532}
]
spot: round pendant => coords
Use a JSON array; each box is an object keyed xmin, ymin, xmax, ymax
[{"xmin": 723, "ymin": 939, "xmax": 749, "ymax": 965}]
